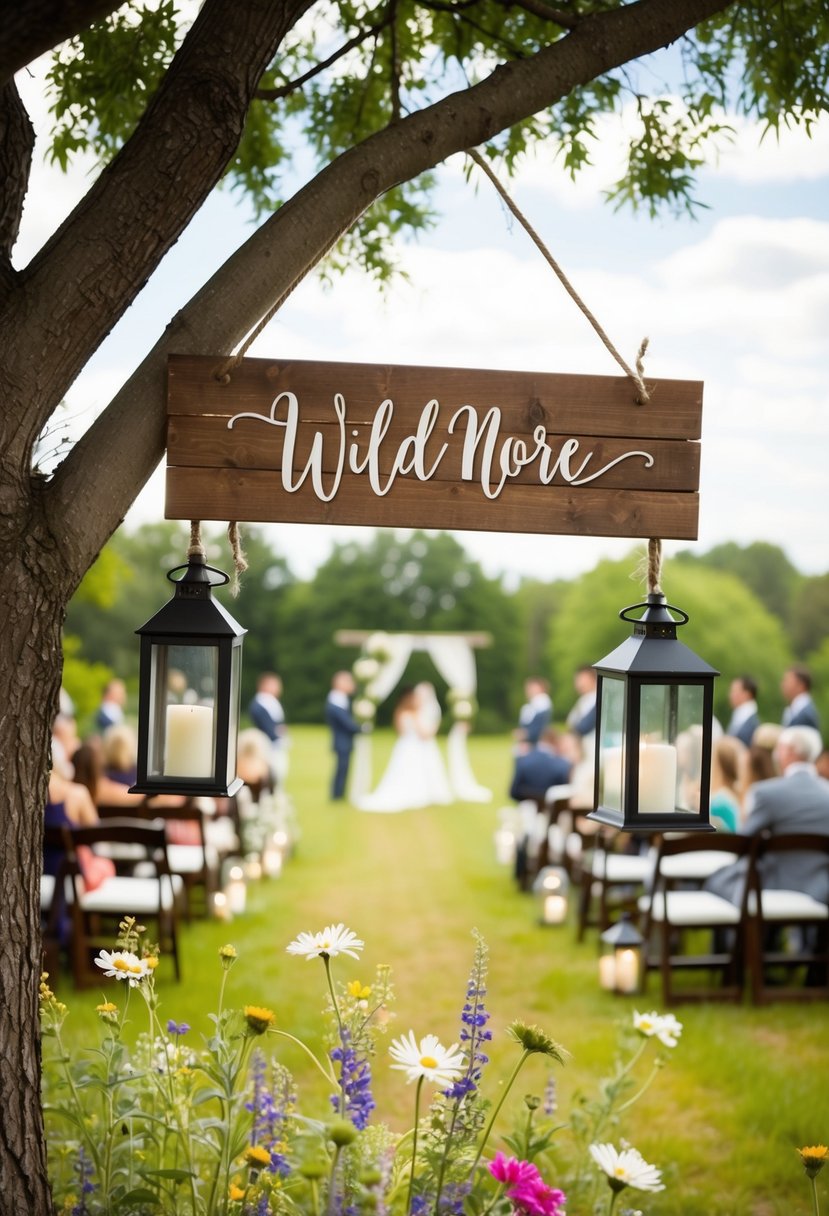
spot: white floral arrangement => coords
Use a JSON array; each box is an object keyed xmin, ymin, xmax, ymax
[
  {"xmin": 352, "ymin": 697, "xmax": 378, "ymax": 724},
  {"xmin": 35, "ymin": 918, "xmax": 711, "ymax": 1216},
  {"xmin": 447, "ymin": 688, "xmax": 477, "ymax": 722},
  {"xmin": 353, "ymin": 656, "xmax": 381, "ymax": 684},
  {"xmin": 364, "ymin": 631, "xmax": 393, "ymax": 663}
]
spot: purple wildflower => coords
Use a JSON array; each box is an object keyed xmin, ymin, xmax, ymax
[
  {"xmin": 330, "ymin": 1027, "xmax": 375, "ymax": 1130},
  {"xmin": 443, "ymin": 934, "xmax": 491, "ymax": 1100},
  {"xmin": 246, "ymin": 1050, "xmax": 294, "ymax": 1177},
  {"xmin": 166, "ymin": 1019, "xmax": 190, "ymax": 1036},
  {"xmin": 543, "ymin": 1072, "xmax": 558, "ymax": 1116},
  {"xmin": 70, "ymin": 1147, "xmax": 95, "ymax": 1215}
]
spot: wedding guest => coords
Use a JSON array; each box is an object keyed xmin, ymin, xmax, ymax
[
  {"xmin": 325, "ymin": 671, "xmax": 361, "ymax": 800},
  {"xmin": 706, "ymin": 726, "xmax": 829, "ymax": 907},
  {"xmin": 95, "ymin": 677, "xmax": 127, "ymax": 733},
  {"xmin": 725, "ymin": 675, "xmax": 760, "ymax": 747},
  {"xmin": 709, "ymin": 735, "xmax": 745, "ymax": 832},
  {"xmin": 515, "ymin": 677, "xmax": 552, "ymax": 750},
  {"xmin": 249, "ymin": 671, "xmax": 289, "ymax": 783},
  {"xmin": 817, "ymin": 748, "xmax": 829, "ymax": 781},
  {"xmin": 51, "ymin": 712, "xmax": 80, "ymax": 780},
  {"xmin": 781, "ymin": 665, "xmax": 821, "ymax": 734},
  {"xmin": 44, "ymin": 766, "xmax": 114, "ymax": 893},
  {"xmin": 101, "ymin": 723, "xmax": 139, "ymax": 787},
  {"xmin": 509, "ymin": 728, "xmax": 572, "ymax": 802},
  {"xmin": 566, "ymin": 666, "xmax": 597, "ymax": 739}
]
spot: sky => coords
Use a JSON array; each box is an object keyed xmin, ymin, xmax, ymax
[{"xmin": 14, "ymin": 45, "xmax": 829, "ymax": 588}]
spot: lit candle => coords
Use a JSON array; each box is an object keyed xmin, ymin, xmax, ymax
[
  {"xmin": 165, "ymin": 703, "xmax": 215, "ymax": 777},
  {"xmin": 543, "ymin": 894, "xmax": 567, "ymax": 924},
  {"xmin": 615, "ymin": 948, "xmax": 639, "ymax": 994},
  {"xmin": 638, "ymin": 742, "xmax": 677, "ymax": 814},
  {"xmin": 263, "ymin": 843, "xmax": 283, "ymax": 877},
  {"xmin": 226, "ymin": 866, "xmax": 246, "ymax": 914},
  {"xmin": 599, "ymin": 954, "xmax": 616, "ymax": 991},
  {"xmin": 212, "ymin": 891, "xmax": 231, "ymax": 921}
]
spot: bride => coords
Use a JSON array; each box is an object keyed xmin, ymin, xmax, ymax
[{"xmin": 357, "ymin": 684, "xmax": 452, "ymax": 813}]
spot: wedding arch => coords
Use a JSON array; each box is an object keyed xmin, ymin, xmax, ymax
[{"xmin": 335, "ymin": 629, "xmax": 492, "ymax": 803}]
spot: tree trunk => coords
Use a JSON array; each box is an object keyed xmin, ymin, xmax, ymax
[{"xmin": 0, "ymin": 507, "xmax": 69, "ymax": 1214}]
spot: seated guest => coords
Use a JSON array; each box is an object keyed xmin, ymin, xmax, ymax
[
  {"xmin": 510, "ymin": 728, "xmax": 573, "ymax": 802},
  {"xmin": 95, "ymin": 677, "xmax": 127, "ymax": 733},
  {"xmin": 101, "ymin": 723, "xmax": 139, "ymax": 787},
  {"xmin": 249, "ymin": 672, "xmax": 289, "ymax": 783},
  {"xmin": 44, "ymin": 765, "xmax": 114, "ymax": 892},
  {"xmin": 709, "ymin": 735, "xmax": 745, "ymax": 832},
  {"xmin": 817, "ymin": 748, "xmax": 829, "ymax": 782},
  {"xmin": 726, "ymin": 675, "xmax": 761, "ymax": 747},
  {"xmin": 739, "ymin": 740, "xmax": 778, "ymax": 817},
  {"xmin": 706, "ymin": 726, "xmax": 829, "ymax": 907}
]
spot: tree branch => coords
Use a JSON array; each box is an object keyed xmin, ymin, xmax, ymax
[
  {"xmin": 48, "ymin": 0, "xmax": 737, "ymax": 580},
  {"xmin": 0, "ymin": 0, "xmax": 315, "ymax": 465},
  {"xmin": 255, "ymin": 19, "xmax": 391, "ymax": 102},
  {"xmin": 0, "ymin": 0, "xmax": 126, "ymax": 86},
  {"xmin": 0, "ymin": 82, "xmax": 33, "ymax": 297},
  {"xmin": 500, "ymin": 0, "xmax": 580, "ymax": 29}
]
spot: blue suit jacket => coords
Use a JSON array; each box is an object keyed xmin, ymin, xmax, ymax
[
  {"xmin": 249, "ymin": 697, "xmax": 284, "ymax": 743},
  {"xmin": 326, "ymin": 695, "xmax": 360, "ymax": 754},
  {"xmin": 510, "ymin": 749, "xmax": 572, "ymax": 802},
  {"xmin": 787, "ymin": 699, "xmax": 821, "ymax": 733},
  {"xmin": 727, "ymin": 710, "xmax": 760, "ymax": 749}
]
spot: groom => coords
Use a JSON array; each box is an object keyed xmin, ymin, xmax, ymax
[{"xmin": 325, "ymin": 670, "xmax": 362, "ymax": 800}]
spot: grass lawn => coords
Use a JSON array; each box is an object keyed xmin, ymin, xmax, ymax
[{"xmin": 54, "ymin": 726, "xmax": 829, "ymax": 1215}]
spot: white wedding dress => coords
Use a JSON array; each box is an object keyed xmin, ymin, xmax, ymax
[{"xmin": 357, "ymin": 709, "xmax": 452, "ymax": 813}]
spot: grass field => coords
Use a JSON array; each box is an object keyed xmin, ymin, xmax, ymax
[{"xmin": 54, "ymin": 726, "xmax": 829, "ymax": 1215}]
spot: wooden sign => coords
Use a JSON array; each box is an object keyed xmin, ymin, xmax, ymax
[{"xmin": 165, "ymin": 354, "xmax": 702, "ymax": 539}]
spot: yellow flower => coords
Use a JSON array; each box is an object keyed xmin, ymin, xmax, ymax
[
  {"xmin": 244, "ymin": 1145, "xmax": 272, "ymax": 1167},
  {"xmin": 347, "ymin": 980, "xmax": 372, "ymax": 999},
  {"xmin": 797, "ymin": 1145, "xmax": 829, "ymax": 1178},
  {"xmin": 228, "ymin": 1182, "xmax": 246, "ymax": 1201},
  {"xmin": 144, "ymin": 955, "xmax": 159, "ymax": 970},
  {"xmin": 96, "ymin": 1002, "xmax": 117, "ymax": 1013},
  {"xmin": 244, "ymin": 1005, "xmax": 275, "ymax": 1035},
  {"xmin": 219, "ymin": 944, "xmax": 238, "ymax": 970}
]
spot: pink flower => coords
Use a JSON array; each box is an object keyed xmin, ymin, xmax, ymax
[{"xmin": 489, "ymin": 1153, "xmax": 567, "ymax": 1216}]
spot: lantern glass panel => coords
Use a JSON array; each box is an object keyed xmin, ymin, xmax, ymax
[
  {"xmin": 598, "ymin": 675, "xmax": 625, "ymax": 813},
  {"xmin": 223, "ymin": 644, "xmax": 243, "ymax": 785},
  {"xmin": 636, "ymin": 682, "xmax": 706, "ymax": 815},
  {"xmin": 147, "ymin": 642, "xmax": 218, "ymax": 780}
]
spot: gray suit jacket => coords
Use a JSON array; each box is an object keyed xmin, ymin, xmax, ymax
[{"xmin": 705, "ymin": 769, "xmax": 829, "ymax": 905}]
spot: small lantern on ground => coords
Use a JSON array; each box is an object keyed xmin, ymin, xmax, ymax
[
  {"xmin": 226, "ymin": 864, "xmax": 247, "ymax": 915},
  {"xmin": 599, "ymin": 916, "xmax": 644, "ymax": 995},
  {"xmin": 130, "ymin": 551, "xmax": 246, "ymax": 797},
  {"xmin": 588, "ymin": 592, "xmax": 718, "ymax": 833},
  {"xmin": 532, "ymin": 865, "xmax": 570, "ymax": 925}
]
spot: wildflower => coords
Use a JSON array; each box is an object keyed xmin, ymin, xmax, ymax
[
  {"xmin": 347, "ymin": 980, "xmax": 372, "ymax": 999},
  {"xmin": 39, "ymin": 973, "xmax": 54, "ymax": 1003},
  {"xmin": 507, "ymin": 1021, "xmax": 566, "ymax": 1062},
  {"xmin": 287, "ymin": 923, "xmax": 364, "ymax": 961},
  {"xmin": 244, "ymin": 1005, "xmax": 275, "ymax": 1035},
  {"xmin": 589, "ymin": 1143, "xmax": 664, "ymax": 1193},
  {"xmin": 167, "ymin": 1019, "xmax": 190, "ymax": 1036},
  {"xmin": 444, "ymin": 929, "xmax": 492, "ymax": 1100},
  {"xmin": 229, "ymin": 1182, "xmax": 246, "ymax": 1201},
  {"xmin": 543, "ymin": 1072, "xmax": 558, "ymax": 1116},
  {"xmin": 489, "ymin": 1151, "xmax": 540, "ymax": 1188},
  {"xmin": 488, "ymin": 1153, "xmax": 566, "ymax": 1216},
  {"xmin": 389, "ymin": 1030, "xmax": 465, "ymax": 1086},
  {"xmin": 331, "ymin": 1027, "xmax": 376, "ymax": 1129},
  {"xmin": 327, "ymin": 1118, "xmax": 358, "ymax": 1147},
  {"xmin": 144, "ymin": 955, "xmax": 159, "ymax": 971},
  {"xmin": 94, "ymin": 950, "xmax": 149, "ymax": 986},
  {"xmin": 632, "ymin": 1010, "xmax": 683, "ymax": 1048},
  {"xmin": 245, "ymin": 1145, "xmax": 272, "ymax": 1167},
  {"xmin": 797, "ymin": 1145, "xmax": 829, "ymax": 1178},
  {"xmin": 219, "ymin": 944, "xmax": 238, "ymax": 969},
  {"xmin": 96, "ymin": 1002, "xmax": 119, "ymax": 1025}
]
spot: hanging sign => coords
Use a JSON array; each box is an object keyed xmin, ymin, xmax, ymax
[{"xmin": 165, "ymin": 354, "xmax": 702, "ymax": 539}]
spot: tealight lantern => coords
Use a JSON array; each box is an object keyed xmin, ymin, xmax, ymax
[
  {"xmin": 588, "ymin": 593, "xmax": 718, "ymax": 833},
  {"xmin": 262, "ymin": 836, "xmax": 284, "ymax": 877},
  {"xmin": 599, "ymin": 916, "xmax": 644, "ymax": 995},
  {"xmin": 130, "ymin": 553, "xmax": 246, "ymax": 797},
  {"xmin": 226, "ymin": 864, "xmax": 247, "ymax": 915},
  {"xmin": 494, "ymin": 824, "xmax": 517, "ymax": 866},
  {"xmin": 212, "ymin": 891, "xmax": 231, "ymax": 921},
  {"xmin": 532, "ymin": 865, "xmax": 570, "ymax": 925}
]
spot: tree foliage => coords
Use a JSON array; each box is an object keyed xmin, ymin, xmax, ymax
[{"xmin": 674, "ymin": 540, "xmax": 803, "ymax": 624}]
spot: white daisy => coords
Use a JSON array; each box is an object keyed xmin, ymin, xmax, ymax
[
  {"xmin": 589, "ymin": 1142, "xmax": 664, "ymax": 1193},
  {"xmin": 94, "ymin": 949, "xmax": 149, "ymax": 986},
  {"xmin": 632, "ymin": 1010, "xmax": 661, "ymax": 1038},
  {"xmin": 389, "ymin": 1031, "xmax": 466, "ymax": 1086},
  {"xmin": 286, "ymin": 923, "xmax": 364, "ymax": 960}
]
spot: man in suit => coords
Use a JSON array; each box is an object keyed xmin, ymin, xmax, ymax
[
  {"xmin": 95, "ymin": 678, "xmax": 126, "ymax": 733},
  {"xmin": 781, "ymin": 666, "xmax": 821, "ymax": 735},
  {"xmin": 515, "ymin": 677, "xmax": 552, "ymax": 750},
  {"xmin": 325, "ymin": 671, "xmax": 362, "ymax": 800},
  {"xmin": 566, "ymin": 665, "xmax": 597, "ymax": 739},
  {"xmin": 706, "ymin": 726, "xmax": 829, "ymax": 907},
  {"xmin": 726, "ymin": 674, "xmax": 761, "ymax": 747},
  {"xmin": 509, "ymin": 728, "xmax": 573, "ymax": 802}
]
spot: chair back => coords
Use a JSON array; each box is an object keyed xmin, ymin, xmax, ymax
[{"xmin": 70, "ymin": 819, "xmax": 171, "ymax": 874}]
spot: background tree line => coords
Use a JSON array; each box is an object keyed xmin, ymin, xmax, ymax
[{"xmin": 64, "ymin": 526, "xmax": 829, "ymax": 735}]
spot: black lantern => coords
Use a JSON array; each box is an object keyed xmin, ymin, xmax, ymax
[
  {"xmin": 588, "ymin": 592, "xmax": 718, "ymax": 833},
  {"xmin": 599, "ymin": 915, "xmax": 645, "ymax": 995},
  {"xmin": 130, "ymin": 554, "xmax": 246, "ymax": 797}
]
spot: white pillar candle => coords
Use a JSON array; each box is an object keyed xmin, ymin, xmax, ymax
[
  {"xmin": 599, "ymin": 954, "xmax": 616, "ymax": 991},
  {"xmin": 165, "ymin": 703, "xmax": 215, "ymax": 778},
  {"xmin": 638, "ymin": 742, "xmax": 677, "ymax": 814},
  {"xmin": 543, "ymin": 894, "xmax": 567, "ymax": 924},
  {"xmin": 226, "ymin": 866, "xmax": 247, "ymax": 914},
  {"xmin": 212, "ymin": 891, "xmax": 231, "ymax": 921},
  {"xmin": 494, "ymin": 827, "xmax": 516, "ymax": 865},
  {"xmin": 263, "ymin": 843, "xmax": 283, "ymax": 877},
  {"xmin": 614, "ymin": 947, "xmax": 640, "ymax": 994}
]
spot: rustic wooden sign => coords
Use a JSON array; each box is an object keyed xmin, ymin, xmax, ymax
[{"xmin": 165, "ymin": 354, "xmax": 702, "ymax": 538}]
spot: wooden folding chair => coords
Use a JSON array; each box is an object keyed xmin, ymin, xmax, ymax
[
  {"xmin": 576, "ymin": 829, "xmax": 657, "ymax": 941},
  {"xmin": 638, "ymin": 833, "xmax": 755, "ymax": 1005},
  {"xmin": 65, "ymin": 820, "xmax": 183, "ymax": 988},
  {"xmin": 747, "ymin": 832, "xmax": 829, "ymax": 1004}
]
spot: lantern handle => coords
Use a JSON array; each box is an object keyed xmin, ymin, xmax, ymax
[
  {"xmin": 166, "ymin": 562, "xmax": 230, "ymax": 588},
  {"xmin": 619, "ymin": 600, "xmax": 689, "ymax": 626}
]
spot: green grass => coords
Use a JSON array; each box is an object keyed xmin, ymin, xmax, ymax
[{"xmin": 54, "ymin": 726, "xmax": 829, "ymax": 1215}]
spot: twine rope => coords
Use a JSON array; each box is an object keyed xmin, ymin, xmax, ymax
[
  {"xmin": 467, "ymin": 147, "xmax": 651, "ymax": 405},
  {"xmin": 227, "ymin": 521, "xmax": 248, "ymax": 598},
  {"xmin": 646, "ymin": 537, "xmax": 663, "ymax": 595},
  {"xmin": 187, "ymin": 520, "xmax": 205, "ymax": 560}
]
